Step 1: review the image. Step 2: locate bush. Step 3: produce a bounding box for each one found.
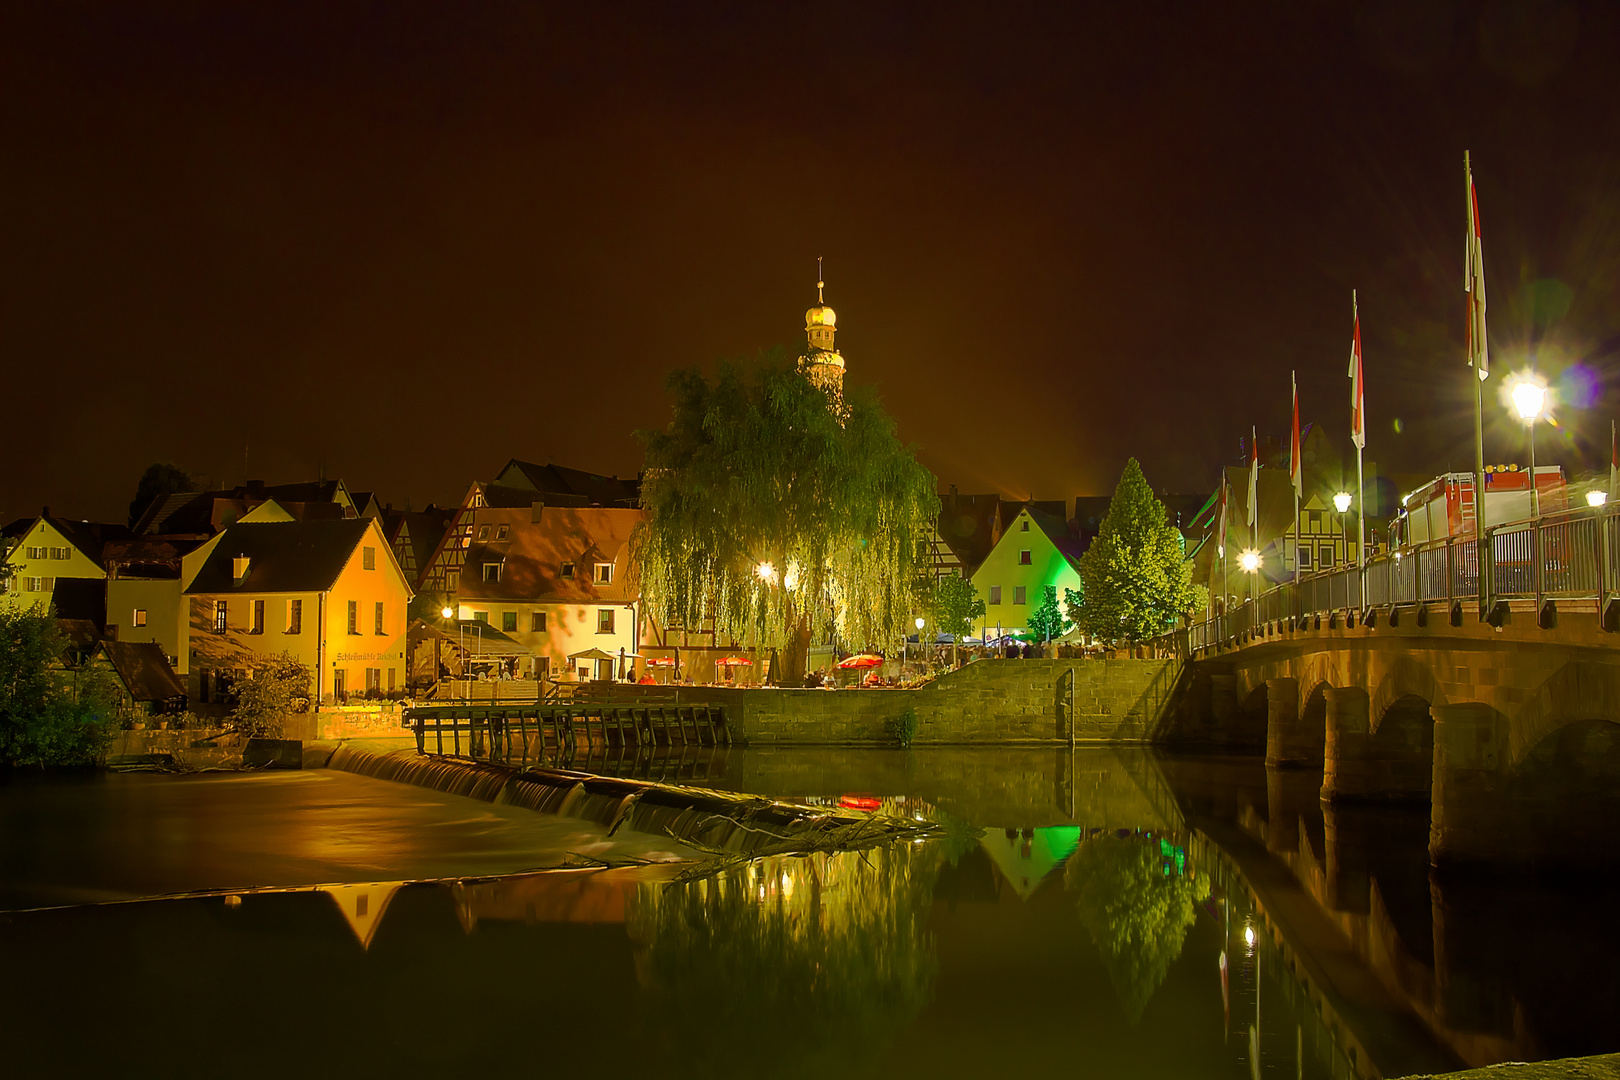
[0,609,120,766]
[884,706,919,748]
[231,653,312,739]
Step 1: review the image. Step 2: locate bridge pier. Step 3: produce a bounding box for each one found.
[1322,802,1372,914]
[1320,686,1370,801]
[1321,687,1433,803]
[1266,677,1323,766]
[1429,703,1516,865]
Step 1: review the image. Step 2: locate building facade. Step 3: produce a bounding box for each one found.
[970,506,1084,638]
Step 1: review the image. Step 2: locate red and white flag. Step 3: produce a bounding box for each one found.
[1247,426,1259,529]
[1349,291,1366,450]
[1290,370,1302,499]
[1465,153,1489,380]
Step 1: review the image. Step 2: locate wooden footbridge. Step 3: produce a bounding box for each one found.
[403,702,731,766]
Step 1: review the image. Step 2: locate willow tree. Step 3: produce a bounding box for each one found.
[632,349,938,684]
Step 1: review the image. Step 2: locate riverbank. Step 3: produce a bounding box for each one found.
[1405,1055,1620,1078]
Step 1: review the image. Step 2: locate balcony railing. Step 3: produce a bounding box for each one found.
[1182,505,1620,654]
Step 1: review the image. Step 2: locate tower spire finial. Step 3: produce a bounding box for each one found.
[817,256,824,304]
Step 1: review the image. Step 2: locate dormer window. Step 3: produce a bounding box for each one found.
[495,524,510,541]
[482,562,501,582]
[561,562,575,580]
[477,525,491,541]
[594,562,613,584]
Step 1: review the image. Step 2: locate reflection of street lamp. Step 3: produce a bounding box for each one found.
[1333,491,1352,569]
[1510,378,1547,518]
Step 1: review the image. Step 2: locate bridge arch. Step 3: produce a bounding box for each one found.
[1370,657,1444,737]
[1301,680,1330,737]
[1509,661,1620,769]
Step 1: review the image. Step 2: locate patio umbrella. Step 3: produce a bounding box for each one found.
[836,653,884,669]
[646,657,677,667]
[716,656,753,666]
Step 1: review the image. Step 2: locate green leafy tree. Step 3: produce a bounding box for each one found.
[926,574,985,641]
[128,462,199,527]
[1076,459,1201,645]
[0,609,120,766]
[633,350,938,685]
[1025,584,1071,644]
[1063,586,1084,626]
[231,653,311,739]
[1065,835,1210,1022]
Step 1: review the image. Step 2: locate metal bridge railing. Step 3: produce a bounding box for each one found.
[1176,505,1620,653]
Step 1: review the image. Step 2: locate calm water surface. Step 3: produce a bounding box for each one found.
[1,747,1616,1079]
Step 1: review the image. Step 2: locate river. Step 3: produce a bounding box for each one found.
[1,747,1615,1079]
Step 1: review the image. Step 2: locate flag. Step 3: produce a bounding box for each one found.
[1611,419,1617,501]
[1465,152,1489,381]
[1349,291,1366,450]
[1216,475,1228,558]
[1247,426,1259,528]
[1290,370,1302,499]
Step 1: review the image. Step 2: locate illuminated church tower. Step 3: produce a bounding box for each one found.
[799,262,845,413]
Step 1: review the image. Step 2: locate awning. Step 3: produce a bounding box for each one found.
[567,648,618,663]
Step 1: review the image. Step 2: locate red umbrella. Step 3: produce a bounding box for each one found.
[836,653,884,669]
[646,657,677,667]
[716,656,753,666]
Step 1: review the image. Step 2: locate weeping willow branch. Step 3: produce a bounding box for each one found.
[631,350,938,664]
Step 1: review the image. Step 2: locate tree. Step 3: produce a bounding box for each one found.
[128,462,199,527]
[633,350,938,686]
[231,653,311,739]
[1075,459,1201,646]
[1025,584,1071,644]
[0,609,120,766]
[924,573,984,666]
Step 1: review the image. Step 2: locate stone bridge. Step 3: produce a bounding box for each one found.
[1166,603,1620,867]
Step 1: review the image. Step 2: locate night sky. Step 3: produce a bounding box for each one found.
[5,1,1620,524]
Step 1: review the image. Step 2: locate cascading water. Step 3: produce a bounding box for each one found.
[327,745,942,857]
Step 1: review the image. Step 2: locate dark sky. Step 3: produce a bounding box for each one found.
[5,0,1620,524]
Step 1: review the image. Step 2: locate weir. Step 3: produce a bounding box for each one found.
[402,701,731,765]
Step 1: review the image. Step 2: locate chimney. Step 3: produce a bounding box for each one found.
[233,556,251,582]
[531,500,546,523]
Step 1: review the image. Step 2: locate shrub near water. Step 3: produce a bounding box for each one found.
[885,706,919,747]
[0,609,119,767]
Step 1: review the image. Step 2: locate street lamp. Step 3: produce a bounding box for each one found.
[1510,378,1547,518]
[914,616,926,675]
[1588,490,1608,508]
[1333,491,1352,568]
[1239,549,1260,573]
[440,605,454,620]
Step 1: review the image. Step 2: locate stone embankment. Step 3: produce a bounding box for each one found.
[1403,1054,1620,1079]
[576,656,1182,746]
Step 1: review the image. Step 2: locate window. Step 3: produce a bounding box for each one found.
[597,608,615,634]
[476,525,491,541]
[374,601,385,634]
[363,546,376,570]
[214,601,228,634]
[1298,546,1312,569]
[594,562,613,584]
[482,562,501,582]
[472,611,488,623]
[366,668,381,694]
[132,609,148,628]
[199,671,210,703]
[1309,510,1322,530]
[50,546,71,560]
[1019,550,1032,565]
[446,570,459,593]
[387,668,397,692]
[25,546,44,559]
[347,600,359,634]
[531,611,547,632]
[287,599,302,634]
[561,561,575,579]
[495,524,509,541]
[1321,545,1334,568]
[989,585,1002,605]
[1021,520,1030,532]
[502,611,517,632]
[1014,586,1027,605]
[251,600,265,634]
[333,669,347,701]
[536,657,551,679]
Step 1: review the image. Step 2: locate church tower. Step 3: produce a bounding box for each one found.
[799,262,845,413]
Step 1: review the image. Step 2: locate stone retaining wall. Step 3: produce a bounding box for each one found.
[576,657,1180,746]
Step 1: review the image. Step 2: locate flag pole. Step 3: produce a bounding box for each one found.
[1467,151,1490,619]
[1292,370,1301,591]
[1354,291,1367,611]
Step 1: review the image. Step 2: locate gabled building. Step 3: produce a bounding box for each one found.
[381,506,454,589]
[970,505,1085,638]
[133,478,360,539]
[448,504,643,681]
[93,641,188,716]
[181,518,413,706]
[0,510,129,615]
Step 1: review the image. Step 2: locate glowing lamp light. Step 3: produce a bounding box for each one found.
[1511,379,1547,422]
[1244,925,1257,948]
[915,617,925,630]
[1239,549,1261,573]
[755,561,777,583]
[1588,490,1608,508]
[440,606,454,620]
[1333,491,1352,514]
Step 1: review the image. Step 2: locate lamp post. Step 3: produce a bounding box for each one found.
[1239,549,1260,616]
[1510,379,1547,518]
[1333,491,1352,569]
[914,616,925,676]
